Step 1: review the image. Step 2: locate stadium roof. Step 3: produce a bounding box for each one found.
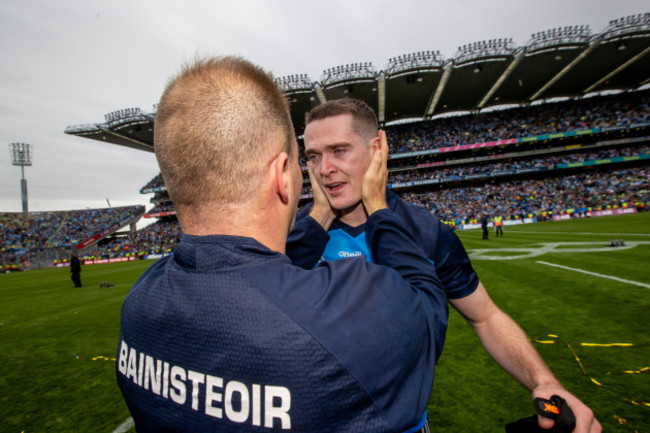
[65,13,650,152]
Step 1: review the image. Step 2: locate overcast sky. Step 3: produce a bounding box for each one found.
[0,0,647,219]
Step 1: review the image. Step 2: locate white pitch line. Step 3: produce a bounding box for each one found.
[536,261,650,289]
[112,417,134,433]
[515,231,650,236]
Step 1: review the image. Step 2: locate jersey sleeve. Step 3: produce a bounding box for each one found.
[286,215,329,269]
[261,208,448,431]
[435,222,479,299]
[367,209,445,303]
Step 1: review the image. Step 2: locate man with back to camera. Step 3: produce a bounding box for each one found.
[287,98,601,433]
[116,57,448,432]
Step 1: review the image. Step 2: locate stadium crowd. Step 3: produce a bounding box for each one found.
[146,203,175,214]
[297,144,648,195]
[0,205,143,267]
[141,173,164,190]
[401,167,648,227]
[383,90,649,154]
[77,218,181,261]
[388,145,649,184]
[2,91,648,269]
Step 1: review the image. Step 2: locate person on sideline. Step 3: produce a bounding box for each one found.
[495,214,504,237]
[287,97,601,433]
[70,253,82,287]
[116,57,447,432]
[481,214,489,240]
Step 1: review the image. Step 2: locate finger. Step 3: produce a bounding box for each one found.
[536,415,555,430]
[574,413,601,433]
[370,130,389,174]
[378,129,389,167]
[307,166,325,199]
[590,418,602,433]
[307,165,317,188]
[367,145,383,178]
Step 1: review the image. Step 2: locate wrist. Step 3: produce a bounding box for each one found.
[309,206,336,231]
[363,196,388,217]
[531,373,562,393]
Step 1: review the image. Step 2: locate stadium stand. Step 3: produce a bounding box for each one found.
[401,167,648,228]
[141,173,164,192]
[384,90,648,154]
[52,11,649,262]
[0,205,144,269]
[78,217,181,262]
[387,145,649,184]
[78,90,648,262]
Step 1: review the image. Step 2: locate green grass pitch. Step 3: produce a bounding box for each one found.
[1,213,648,432]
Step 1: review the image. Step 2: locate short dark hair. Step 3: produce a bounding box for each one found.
[305,98,378,140]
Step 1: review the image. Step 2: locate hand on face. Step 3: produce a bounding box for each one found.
[361,129,389,216]
[308,164,338,230]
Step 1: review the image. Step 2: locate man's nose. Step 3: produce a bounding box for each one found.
[320,153,336,176]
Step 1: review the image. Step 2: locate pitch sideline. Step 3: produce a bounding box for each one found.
[468,241,650,261]
[512,231,650,237]
[112,417,134,433]
[536,261,650,289]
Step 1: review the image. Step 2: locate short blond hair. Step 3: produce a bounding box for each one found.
[154,56,293,216]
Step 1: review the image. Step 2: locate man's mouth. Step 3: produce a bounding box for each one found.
[325,182,346,194]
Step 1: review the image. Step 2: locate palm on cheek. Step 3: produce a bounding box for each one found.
[307,165,338,229]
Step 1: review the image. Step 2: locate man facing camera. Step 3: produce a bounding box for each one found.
[287,98,600,433]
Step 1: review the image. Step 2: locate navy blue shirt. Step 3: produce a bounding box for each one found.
[117,209,447,432]
[287,189,479,301]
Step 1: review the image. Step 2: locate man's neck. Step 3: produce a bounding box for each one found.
[338,202,369,227]
[179,205,289,254]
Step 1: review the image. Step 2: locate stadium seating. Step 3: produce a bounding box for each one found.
[401,167,648,227]
[0,205,144,268]
[79,218,181,261]
[383,90,648,154]
[3,90,648,267]
[139,88,648,242]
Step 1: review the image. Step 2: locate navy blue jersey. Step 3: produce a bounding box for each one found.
[117,209,447,432]
[287,189,479,300]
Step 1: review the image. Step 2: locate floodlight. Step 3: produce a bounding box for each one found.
[10,142,32,166]
[9,142,32,214]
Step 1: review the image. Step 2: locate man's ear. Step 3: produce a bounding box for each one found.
[271,151,290,204]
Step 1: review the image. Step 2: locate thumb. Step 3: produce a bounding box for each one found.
[537,414,555,430]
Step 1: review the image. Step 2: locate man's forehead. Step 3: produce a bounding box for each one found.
[304,114,358,147]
